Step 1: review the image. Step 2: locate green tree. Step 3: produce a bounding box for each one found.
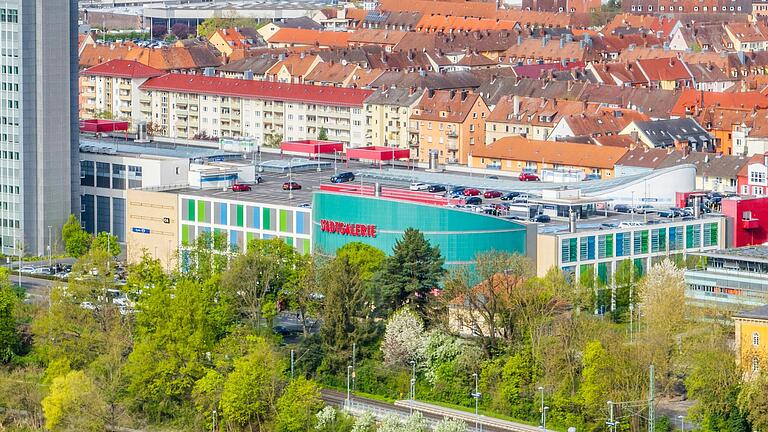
[196,17,260,38]
[0,268,20,362]
[266,132,284,148]
[41,370,107,432]
[434,418,468,432]
[376,229,445,318]
[319,254,380,373]
[124,276,235,420]
[183,230,230,280]
[336,242,385,309]
[275,377,323,432]
[91,231,120,257]
[739,375,768,431]
[687,333,748,431]
[220,339,284,430]
[317,127,329,141]
[93,110,114,120]
[61,214,91,257]
[284,254,323,337]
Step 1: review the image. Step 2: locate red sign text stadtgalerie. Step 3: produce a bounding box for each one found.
[320,219,377,238]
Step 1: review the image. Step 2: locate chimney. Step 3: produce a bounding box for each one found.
[517,34,523,45]
[513,95,520,116]
[568,208,577,233]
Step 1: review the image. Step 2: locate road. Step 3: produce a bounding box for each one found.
[321,389,546,432]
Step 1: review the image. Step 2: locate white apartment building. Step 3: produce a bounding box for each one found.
[80,59,164,130]
[138,74,371,147]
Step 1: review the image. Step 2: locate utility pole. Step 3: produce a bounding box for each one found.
[352,342,357,391]
[47,225,52,271]
[538,386,545,427]
[410,360,416,414]
[290,349,294,379]
[648,365,655,432]
[346,365,352,410]
[607,401,618,432]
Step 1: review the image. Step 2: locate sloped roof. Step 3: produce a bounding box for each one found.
[217,55,279,74]
[304,62,359,85]
[671,88,768,116]
[82,59,164,78]
[79,42,222,71]
[275,16,324,30]
[411,89,482,123]
[636,57,692,82]
[267,28,350,48]
[348,28,408,46]
[364,86,424,107]
[140,73,372,107]
[379,0,499,18]
[473,136,629,169]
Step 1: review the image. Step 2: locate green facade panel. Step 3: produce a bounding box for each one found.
[312,193,528,265]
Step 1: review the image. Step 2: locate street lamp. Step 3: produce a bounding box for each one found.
[607,401,619,432]
[538,386,545,427]
[543,406,549,431]
[47,225,52,270]
[346,365,353,410]
[678,415,685,432]
[472,372,481,432]
[410,360,416,414]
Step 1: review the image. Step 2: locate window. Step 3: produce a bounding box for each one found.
[753,357,760,373]
[96,162,111,188]
[742,185,750,194]
[112,164,126,190]
[750,170,766,184]
[579,236,595,261]
[616,232,630,257]
[561,238,577,263]
[753,332,760,347]
[128,166,142,189]
[598,234,613,259]
[633,230,649,254]
[80,161,94,187]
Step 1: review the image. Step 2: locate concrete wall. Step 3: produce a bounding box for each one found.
[126,189,178,268]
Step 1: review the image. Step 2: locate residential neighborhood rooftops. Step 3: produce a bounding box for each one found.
[472,136,629,169]
[82,59,164,78]
[140,73,373,107]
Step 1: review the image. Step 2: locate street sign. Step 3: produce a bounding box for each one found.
[131,227,150,234]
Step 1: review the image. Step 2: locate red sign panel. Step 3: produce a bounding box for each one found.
[320,219,377,238]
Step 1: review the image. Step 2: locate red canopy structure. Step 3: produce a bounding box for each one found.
[79,119,129,134]
[346,146,410,162]
[280,140,344,156]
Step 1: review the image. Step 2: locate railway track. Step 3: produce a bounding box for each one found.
[321,389,546,432]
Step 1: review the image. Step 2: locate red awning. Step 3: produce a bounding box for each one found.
[346,146,410,161]
[79,119,129,133]
[280,139,344,155]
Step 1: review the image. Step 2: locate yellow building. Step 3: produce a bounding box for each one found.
[364,87,424,154]
[734,305,768,377]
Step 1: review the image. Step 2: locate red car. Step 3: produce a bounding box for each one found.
[483,190,502,198]
[282,182,301,190]
[463,188,481,196]
[231,183,252,192]
[519,172,540,181]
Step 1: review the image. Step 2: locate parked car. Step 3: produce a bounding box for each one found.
[231,183,252,192]
[512,194,529,203]
[500,192,521,201]
[583,173,601,181]
[409,182,430,191]
[427,185,446,193]
[330,172,355,183]
[463,188,481,196]
[298,203,311,208]
[465,196,483,205]
[531,214,551,223]
[669,207,685,217]
[633,205,656,214]
[657,210,676,218]
[282,182,301,190]
[614,204,631,213]
[519,172,540,181]
[19,265,35,273]
[487,175,499,179]
[483,190,503,198]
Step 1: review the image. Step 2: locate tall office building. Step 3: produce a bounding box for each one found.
[0,1,78,256]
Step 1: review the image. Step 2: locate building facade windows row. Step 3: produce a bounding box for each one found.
[179,196,312,255]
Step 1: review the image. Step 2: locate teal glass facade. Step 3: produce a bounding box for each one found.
[312,192,529,264]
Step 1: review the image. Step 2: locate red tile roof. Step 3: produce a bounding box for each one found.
[267,29,350,48]
[636,57,691,82]
[474,136,628,169]
[140,73,372,107]
[671,88,768,116]
[82,59,164,78]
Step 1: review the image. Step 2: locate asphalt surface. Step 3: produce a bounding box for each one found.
[321,389,544,432]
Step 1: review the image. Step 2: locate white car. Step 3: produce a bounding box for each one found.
[30,267,50,275]
[618,221,644,228]
[19,265,35,273]
[409,182,430,191]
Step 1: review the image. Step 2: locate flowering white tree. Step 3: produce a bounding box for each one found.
[351,411,376,432]
[314,406,337,430]
[381,307,428,367]
[434,418,468,432]
[377,413,429,432]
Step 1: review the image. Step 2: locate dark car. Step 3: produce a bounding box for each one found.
[614,204,631,213]
[501,192,521,201]
[330,172,355,183]
[483,190,503,198]
[282,182,301,190]
[532,214,551,223]
[519,172,540,181]
[465,196,482,205]
[428,184,446,193]
[463,188,481,196]
[487,175,499,179]
[657,210,675,218]
[231,183,252,192]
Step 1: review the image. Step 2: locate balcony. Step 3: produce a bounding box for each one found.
[119,93,131,101]
[742,218,760,229]
[447,138,458,150]
[446,130,458,138]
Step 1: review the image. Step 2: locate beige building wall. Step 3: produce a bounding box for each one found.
[126,189,179,269]
[536,233,558,277]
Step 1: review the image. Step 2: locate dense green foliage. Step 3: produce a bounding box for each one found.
[0,230,764,431]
